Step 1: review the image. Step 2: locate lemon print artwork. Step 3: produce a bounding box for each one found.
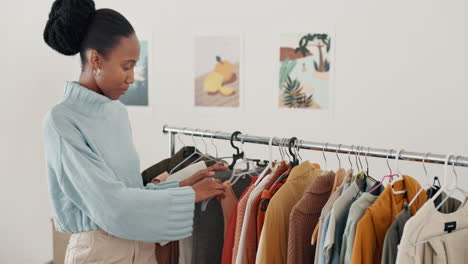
[194,35,240,107]
[203,56,237,96]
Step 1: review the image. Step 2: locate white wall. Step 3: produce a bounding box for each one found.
[2,0,468,262]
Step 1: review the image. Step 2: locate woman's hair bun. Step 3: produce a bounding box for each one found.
[43,0,96,56]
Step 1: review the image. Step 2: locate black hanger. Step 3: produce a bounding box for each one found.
[427,176,442,198]
[251,159,269,167]
[288,137,299,167]
[228,131,244,170]
[433,176,441,188]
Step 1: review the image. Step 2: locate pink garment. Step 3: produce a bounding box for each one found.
[221,182,239,235]
[231,184,256,264]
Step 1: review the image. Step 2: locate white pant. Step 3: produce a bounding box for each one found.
[64,229,157,264]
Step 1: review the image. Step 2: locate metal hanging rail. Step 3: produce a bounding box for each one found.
[162,125,468,167]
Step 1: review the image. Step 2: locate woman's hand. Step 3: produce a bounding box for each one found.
[192,178,226,203]
[180,162,228,187]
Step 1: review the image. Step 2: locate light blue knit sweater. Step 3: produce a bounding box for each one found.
[42,81,195,242]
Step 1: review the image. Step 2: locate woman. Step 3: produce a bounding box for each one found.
[42,0,226,263]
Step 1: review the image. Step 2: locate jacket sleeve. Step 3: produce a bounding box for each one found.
[45,119,195,243]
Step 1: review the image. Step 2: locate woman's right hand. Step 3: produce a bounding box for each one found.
[192,178,225,203]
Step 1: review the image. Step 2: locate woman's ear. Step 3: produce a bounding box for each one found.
[88,49,102,71]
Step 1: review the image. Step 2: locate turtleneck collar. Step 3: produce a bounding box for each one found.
[61,81,115,115]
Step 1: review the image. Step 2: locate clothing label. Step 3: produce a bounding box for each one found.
[444,221,457,233]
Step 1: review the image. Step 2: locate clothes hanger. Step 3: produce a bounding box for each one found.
[355,145,362,173]
[268,137,275,170]
[295,139,303,164]
[288,137,300,167]
[348,145,354,171]
[272,138,292,185]
[202,130,222,164]
[428,153,454,202]
[176,127,193,158]
[254,136,278,186]
[228,133,259,184]
[356,146,372,189]
[228,131,245,170]
[408,152,431,209]
[424,152,442,198]
[359,146,366,173]
[191,129,219,164]
[368,149,399,194]
[169,130,204,174]
[336,144,342,169]
[354,146,367,181]
[412,154,463,246]
[347,145,354,172]
[390,149,407,194]
[177,128,186,147]
[364,146,378,183]
[210,131,220,159]
[201,134,257,212]
[283,138,292,164]
[322,143,329,172]
[351,145,361,182]
[358,146,365,173]
[365,146,371,176]
[352,146,364,198]
[435,155,468,211]
[352,146,370,192]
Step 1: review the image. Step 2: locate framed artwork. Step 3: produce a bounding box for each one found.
[194,35,241,108]
[120,39,149,106]
[279,33,332,110]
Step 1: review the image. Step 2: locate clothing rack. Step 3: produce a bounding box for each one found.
[162,125,468,168]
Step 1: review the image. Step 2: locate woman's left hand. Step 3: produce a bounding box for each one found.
[180,162,228,187]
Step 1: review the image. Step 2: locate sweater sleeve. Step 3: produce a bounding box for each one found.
[351,212,377,264]
[46,121,195,243]
[144,181,181,190]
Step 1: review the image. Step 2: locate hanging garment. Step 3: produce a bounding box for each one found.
[287,170,335,264]
[256,161,322,264]
[232,184,257,263]
[141,146,216,185]
[420,226,468,264]
[341,184,384,264]
[151,161,208,264]
[221,182,240,235]
[167,161,207,182]
[323,176,375,264]
[222,182,256,264]
[317,212,333,264]
[381,192,461,264]
[314,169,351,264]
[311,169,348,246]
[431,190,462,213]
[192,170,254,264]
[235,167,274,264]
[256,162,292,240]
[141,146,217,262]
[351,175,427,264]
[256,162,320,241]
[396,197,468,263]
[154,243,177,264]
[144,156,227,264]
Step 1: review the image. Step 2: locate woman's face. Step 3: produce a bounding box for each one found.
[94,33,140,100]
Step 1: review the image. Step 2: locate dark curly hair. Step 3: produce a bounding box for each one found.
[43,0,135,69]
